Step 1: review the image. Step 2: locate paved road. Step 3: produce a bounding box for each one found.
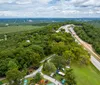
[25,65,43,78]
[25,54,56,78]
[57,24,100,71]
[40,54,56,63]
[41,72,62,85]
[91,56,100,71]
[25,54,63,84]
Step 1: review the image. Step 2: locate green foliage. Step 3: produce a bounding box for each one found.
[6,68,24,85]
[0,59,8,77]
[51,32,90,66]
[0,26,43,34]
[65,69,76,85]
[8,60,18,70]
[0,22,90,77]
[51,41,66,55]
[33,73,42,83]
[51,55,66,68]
[74,23,100,54]
[63,50,75,60]
[43,62,56,74]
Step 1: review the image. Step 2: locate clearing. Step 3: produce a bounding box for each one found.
[72,63,100,85]
[0,25,43,34]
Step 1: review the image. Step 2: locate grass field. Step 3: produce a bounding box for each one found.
[0,25,43,34]
[72,63,100,85]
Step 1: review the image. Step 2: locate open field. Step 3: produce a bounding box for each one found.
[72,63,100,85]
[0,25,43,34]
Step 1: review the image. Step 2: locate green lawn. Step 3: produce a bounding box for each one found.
[0,25,43,34]
[72,63,100,85]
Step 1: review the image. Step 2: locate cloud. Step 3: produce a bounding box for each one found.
[38,0,52,4]
[0,0,15,4]
[71,0,100,7]
[15,0,32,5]
[0,0,100,18]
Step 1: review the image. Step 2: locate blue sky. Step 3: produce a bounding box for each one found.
[0,0,100,18]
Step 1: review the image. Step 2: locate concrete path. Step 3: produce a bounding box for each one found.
[41,72,62,85]
[25,54,62,84]
[25,65,43,78]
[40,54,56,63]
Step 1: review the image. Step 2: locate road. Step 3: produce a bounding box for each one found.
[1,54,60,84]
[25,66,62,85]
[25,65,43,78]
[40,54,56,63]
[57,24,100,71]
[25,24,100,83]
[25,54,56,78]
[91,56,100,70]
[24,54,63,85]
[41,72,62,85]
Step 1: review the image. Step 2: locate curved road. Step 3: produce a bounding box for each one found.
[25,65,43,78]
[57,24,100,71]
[41,72,62,85]
[1,25,100,85]
[25,54,62,85]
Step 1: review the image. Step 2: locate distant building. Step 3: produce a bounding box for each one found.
[28,20,33,22]
[5,23,9,26]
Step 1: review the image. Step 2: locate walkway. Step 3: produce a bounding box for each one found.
[40,54,56,63]
[25,65,43,78]
[41,72,62,85]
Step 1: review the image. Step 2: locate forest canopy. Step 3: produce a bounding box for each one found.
[74,23,100,54]
[0,22,90,77]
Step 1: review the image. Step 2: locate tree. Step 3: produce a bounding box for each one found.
[72,46,90,65]
[43,62,56,74]
[60,28,65,32]
[34,73,42,83]
[6,69,24,85]
[0,60,8,76]
[65,69,76,85]
[51,42,66,55]
[63,50,75,61]
[51,55,66,69]
[8,60,18,70]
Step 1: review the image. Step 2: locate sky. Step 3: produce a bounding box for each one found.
[0,0,100,18]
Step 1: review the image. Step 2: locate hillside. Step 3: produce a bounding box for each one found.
[74,23,100,55]
[0,22,100,85]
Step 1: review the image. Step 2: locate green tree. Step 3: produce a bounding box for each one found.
[51,42,66,55]
[65,69,76,85]
[0,60,8,76]
[51,55,66,69]
[6,69,23,85]
[63,50,75,60]
[8,60,18,70]
[34,73,42,83]
[60,28,65,32]
[43,62,56,74]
